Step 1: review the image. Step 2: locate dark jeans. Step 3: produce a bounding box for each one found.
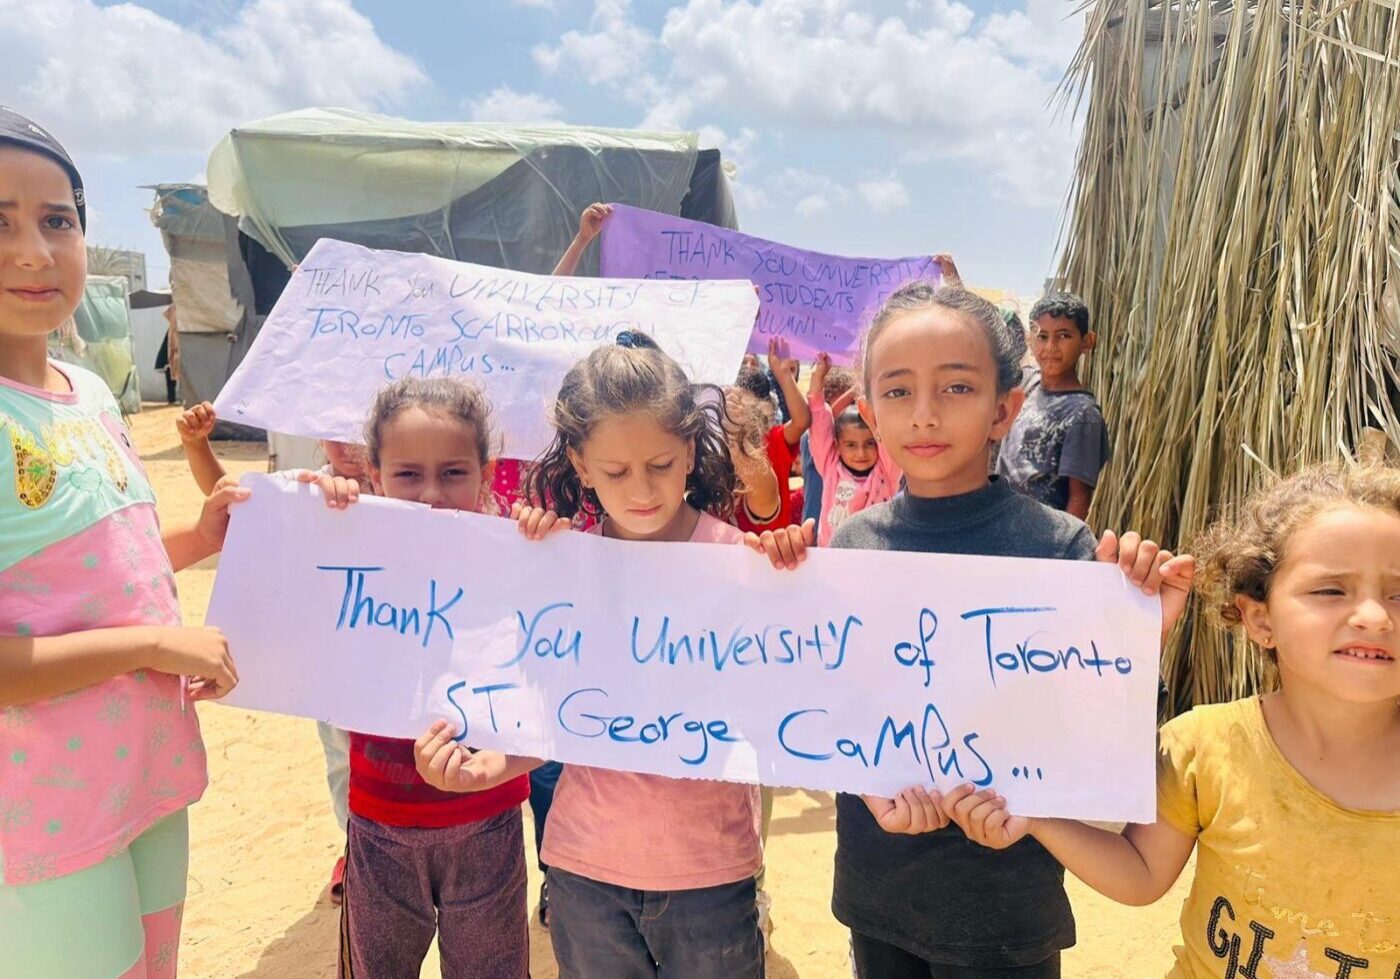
[851,933,1060,979]
[548,867,763,979]
[528,761,563,869]
[340,809,528,979]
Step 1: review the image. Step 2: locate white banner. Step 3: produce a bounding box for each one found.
[208,475,1162,821]
[213,239,759,458]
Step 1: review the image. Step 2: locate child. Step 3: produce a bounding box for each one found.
[0,106,248,979]
[829,282,1190,978]
[724,384,788,533]
[995,293,1109,520]
[807,351,900,545]
[800,361,857,533]
[331,376,536,978]
[414,333,813,978]
[949,462,1400,976]
[175,400,364,903]
[731,338,810,534]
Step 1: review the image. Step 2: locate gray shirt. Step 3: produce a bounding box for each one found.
[829,480,1096,966]
[996,368,1109,511]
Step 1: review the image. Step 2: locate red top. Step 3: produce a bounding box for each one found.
[734,425,797,533]
[348,733,529,828]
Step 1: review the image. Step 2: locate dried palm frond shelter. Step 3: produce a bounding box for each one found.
[1057,0,1400,711]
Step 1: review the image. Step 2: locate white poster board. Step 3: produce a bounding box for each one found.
[208,475,1162,822]
[213,239,759,458]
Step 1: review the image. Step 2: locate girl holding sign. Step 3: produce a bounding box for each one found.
[415,333,814,979]
[0,109,358,979]
[324,376,539,979]
[829,283,1193,978]
[0,109,240,979]
[948,463,1400,977]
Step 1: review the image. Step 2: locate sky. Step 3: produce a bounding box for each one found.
[0,0,1087,294]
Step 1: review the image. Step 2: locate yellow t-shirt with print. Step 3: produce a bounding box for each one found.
[1158,697,1399,979]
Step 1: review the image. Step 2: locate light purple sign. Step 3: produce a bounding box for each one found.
[600,204,941,363]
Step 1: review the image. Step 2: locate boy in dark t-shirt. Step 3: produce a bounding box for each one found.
[996,293,1109,519]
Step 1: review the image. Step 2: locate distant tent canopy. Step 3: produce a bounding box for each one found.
[207,109,737,315]
[168,108,739,442]
[148,183,255,435]
[48,276,141,414]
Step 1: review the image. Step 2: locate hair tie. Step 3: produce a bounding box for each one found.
[616,331,639,349]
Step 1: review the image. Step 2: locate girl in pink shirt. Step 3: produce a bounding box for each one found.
[807,352,902,546]
[415,332,812,978]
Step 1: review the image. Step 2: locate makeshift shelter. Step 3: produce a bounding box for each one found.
[47,275,141,415]
[201,108,739,462]
[129,289,174,403]
[1058,1,1400,711]
[148,183,254,435]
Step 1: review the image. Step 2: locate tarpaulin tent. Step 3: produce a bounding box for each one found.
[47,276,141,415]
[148,183,254,435]
[200,107,739,459]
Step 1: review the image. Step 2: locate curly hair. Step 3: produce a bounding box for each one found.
[821,365,857,404]
[1194,463,1400,641]
[1028,293,1091,335]
[526,343,736,521]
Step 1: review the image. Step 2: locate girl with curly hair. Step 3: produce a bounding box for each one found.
[950,462,1400,978]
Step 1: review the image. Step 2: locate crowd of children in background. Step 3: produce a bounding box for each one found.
[2,106,1396,979]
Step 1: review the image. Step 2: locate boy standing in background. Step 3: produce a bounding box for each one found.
[996,293,1110,520]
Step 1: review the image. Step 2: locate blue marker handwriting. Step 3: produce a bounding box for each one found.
[557,687,741,767]
[961,606,1132,686]
[498,602,583,668]
[630,614,862,671]
[778,700,995,788]
[318,565,463,650]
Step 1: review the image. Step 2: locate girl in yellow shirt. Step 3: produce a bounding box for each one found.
[947,463,1400,978]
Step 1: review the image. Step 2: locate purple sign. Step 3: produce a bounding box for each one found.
[600,204,941,363]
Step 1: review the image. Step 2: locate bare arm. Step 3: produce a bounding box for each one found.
[0,630,146,707]
[1032,818,1196,906]
[1065,477,1094,521]
[181,439,225,497]
[767,339,811,445]
[944,786,1196,906]
[177,403,227,496]
[734,451,783,524]
[0,625,236,708]
[552,203,612,276]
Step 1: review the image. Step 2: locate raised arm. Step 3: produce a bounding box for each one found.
[552,203,613,276]
[768,338,810,445]
[176,402,227,496]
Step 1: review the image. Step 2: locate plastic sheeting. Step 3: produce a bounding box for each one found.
[151,184,245,336]
[48,276,141,415]
[206,109,711,274]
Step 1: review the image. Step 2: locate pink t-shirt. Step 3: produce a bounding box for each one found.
[539,511,763,891]
[0,364,206,884]
[808,389,902,546]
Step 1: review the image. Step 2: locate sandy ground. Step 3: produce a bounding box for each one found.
[126,404,1193,978]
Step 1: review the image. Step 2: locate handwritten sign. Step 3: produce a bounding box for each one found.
[213,239,760,458]
[600,204,942,363]
[208,475,1162,821]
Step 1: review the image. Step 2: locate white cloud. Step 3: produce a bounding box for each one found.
[534,0,660,97]
[535,0,1085,207]
[0,0,424,160]
[857,174,910,212]
[465,86,565,124]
